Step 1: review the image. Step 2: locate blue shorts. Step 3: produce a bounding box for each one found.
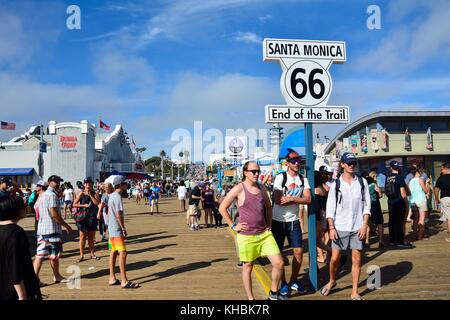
[271,219,303,250]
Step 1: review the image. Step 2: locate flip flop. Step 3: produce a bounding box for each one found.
[319,283,336,296]
[90,255,101,260]
[122,281,140,289]
[78,257,84,263]
[109,279,120,286]
[54,278,70,284]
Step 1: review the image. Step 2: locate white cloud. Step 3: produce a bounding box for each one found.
[355,0,450,74]
[91,48,154,97]
[0,3,60,69]
[259,14,272,23]
[232,32,262,44]
[136,0,292,46]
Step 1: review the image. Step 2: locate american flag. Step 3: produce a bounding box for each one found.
[1,121,16,130]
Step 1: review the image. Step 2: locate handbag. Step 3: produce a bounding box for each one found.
[73,208,87,222]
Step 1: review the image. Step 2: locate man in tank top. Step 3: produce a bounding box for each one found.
[219,161,286,300]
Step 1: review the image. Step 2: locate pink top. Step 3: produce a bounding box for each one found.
[237,183,267,235]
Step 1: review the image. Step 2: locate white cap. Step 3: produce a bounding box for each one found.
[105,175,124,186]
[325,165,333,173]
[36,180,46,187]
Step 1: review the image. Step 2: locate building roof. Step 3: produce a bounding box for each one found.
[324,110,450,154]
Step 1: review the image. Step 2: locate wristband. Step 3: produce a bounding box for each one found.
[231,223,237,231]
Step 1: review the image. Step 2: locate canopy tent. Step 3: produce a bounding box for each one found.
[0,168,35,176]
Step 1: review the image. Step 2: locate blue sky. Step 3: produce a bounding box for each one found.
[1,0,450,160]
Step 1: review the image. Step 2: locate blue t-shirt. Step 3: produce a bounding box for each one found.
[150,186,161,199]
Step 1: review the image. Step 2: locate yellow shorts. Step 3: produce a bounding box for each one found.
[236,230,280,262]
[108,236,126,252]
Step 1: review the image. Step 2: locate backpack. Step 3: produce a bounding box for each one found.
[334,176,365,214]
[272,171,305,207]
[384,175,399,200]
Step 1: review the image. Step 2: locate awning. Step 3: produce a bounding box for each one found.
[0,168,35,176]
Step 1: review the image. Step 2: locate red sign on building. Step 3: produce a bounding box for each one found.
[60,136,78,149]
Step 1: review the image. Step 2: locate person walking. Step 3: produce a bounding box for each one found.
[105,175,140,289]
[63,183,74,219]
[188,182,202,230]
[33,175,72,285]
[219,161,285,300]
[97,183,112,241]
[409,166,429,241]
[384,161,413,248]
[73,177,100,262]
[150,181,161,214]
[321,153,371,300]
[177,181,187,212]
[0,196,42,300]
[434,162,450,242]
[202,183,215,228]
[367,171,385,247]
[271,149,311,296]
[0,176,13,198]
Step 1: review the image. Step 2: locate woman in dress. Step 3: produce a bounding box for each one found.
[73,177,100,262]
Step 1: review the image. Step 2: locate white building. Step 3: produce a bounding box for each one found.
[0,120,145,187]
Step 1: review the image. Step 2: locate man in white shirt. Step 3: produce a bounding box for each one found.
[320,152,371,300]
[272,149,311,297]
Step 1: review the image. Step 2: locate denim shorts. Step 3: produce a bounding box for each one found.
[271,219,303,250]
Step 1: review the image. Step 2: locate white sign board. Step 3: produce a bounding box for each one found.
[266,105,349,123]
[225,136,248,160]
[263,38,349,124]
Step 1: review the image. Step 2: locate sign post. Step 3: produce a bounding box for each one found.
[263,38,349,292]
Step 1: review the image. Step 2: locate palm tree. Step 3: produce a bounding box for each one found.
[160,150,167,179]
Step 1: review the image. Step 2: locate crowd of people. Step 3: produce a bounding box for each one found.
[0,155,449,300]
[217,151,450,300]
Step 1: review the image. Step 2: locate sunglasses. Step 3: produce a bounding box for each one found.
[345,161,358,167]
[288,158,302,165]
[246,170,261,175]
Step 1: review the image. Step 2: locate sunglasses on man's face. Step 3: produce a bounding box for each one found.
[346,161,357,167]
[289,158,302,165]
[246,170,261,175]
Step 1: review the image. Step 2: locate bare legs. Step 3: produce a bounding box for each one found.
[242,254,284,300]
[109,250,129,286]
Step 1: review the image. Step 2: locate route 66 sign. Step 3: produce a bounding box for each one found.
[263,39,349,123]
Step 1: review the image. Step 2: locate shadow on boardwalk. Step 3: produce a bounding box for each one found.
[135,258,228,284]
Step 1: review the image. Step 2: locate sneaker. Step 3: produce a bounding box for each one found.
[279,283,290,296]
[397,242,414,248]
[290,279,306,293]
[269,290,288,300]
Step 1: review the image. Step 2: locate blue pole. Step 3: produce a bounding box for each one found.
[305,123,317,292]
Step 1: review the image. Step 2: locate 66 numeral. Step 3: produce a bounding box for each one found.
[290,67,326,100]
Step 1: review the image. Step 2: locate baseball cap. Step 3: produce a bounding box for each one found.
[390,160,401,170]
[285,148,303,163]
[105,175,124,186]
[0,176,13,186]
[84,177,93,183]
[48,175,64,183]
[341,152,357,164]
[36,180,46,187]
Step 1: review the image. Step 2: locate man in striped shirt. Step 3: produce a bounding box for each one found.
[33,175,72,285]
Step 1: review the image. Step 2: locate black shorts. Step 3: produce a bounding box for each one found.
[271,219,303,250]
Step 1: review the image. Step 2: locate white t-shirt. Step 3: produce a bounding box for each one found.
[272,172,310,222]
[63,188,73,202]
[177,186,187,198]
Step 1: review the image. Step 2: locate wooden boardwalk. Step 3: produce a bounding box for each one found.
[20,198,450,300]
[21,198,266,300]
[259,211,450,300]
